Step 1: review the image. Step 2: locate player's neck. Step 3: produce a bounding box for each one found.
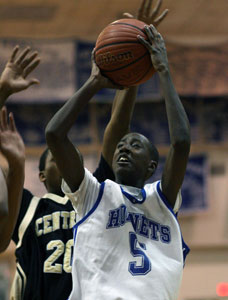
[115,176,144,189]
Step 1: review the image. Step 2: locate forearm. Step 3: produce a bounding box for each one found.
[111,86,137,130]
[0,164,24,252]
[102,86,138,166]
[46,76,102,192]
[0,168,8,219]
[158,69,190,146]
[46,77,102,141]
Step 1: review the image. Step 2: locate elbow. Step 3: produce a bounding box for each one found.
[0,201,8,219]
[45,126,55,145]
[172,131,191,153]
[0,238,10,253]
[45,124,62,149]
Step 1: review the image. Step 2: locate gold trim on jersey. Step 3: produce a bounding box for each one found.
[42,193,70,205]
[17,196,40,249]
[10,262,27,300]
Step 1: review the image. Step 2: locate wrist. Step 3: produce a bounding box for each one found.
[0,83,12,105]
[157,65,170,78]
[87,75,104,90]
[7,155,25,170]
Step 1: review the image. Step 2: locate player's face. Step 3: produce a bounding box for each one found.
[112,133,152,188]
[44,151,63,195]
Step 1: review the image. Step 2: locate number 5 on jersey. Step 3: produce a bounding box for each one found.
[129,232,151,276]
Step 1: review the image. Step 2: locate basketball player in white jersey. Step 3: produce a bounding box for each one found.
[46,1,191,299]
[46,24,191,300]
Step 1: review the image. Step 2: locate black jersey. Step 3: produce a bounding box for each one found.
[11,155,114,300]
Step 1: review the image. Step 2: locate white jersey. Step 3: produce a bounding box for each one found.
[63,168,189,300]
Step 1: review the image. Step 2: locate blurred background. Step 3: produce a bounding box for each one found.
[0,0,228,299]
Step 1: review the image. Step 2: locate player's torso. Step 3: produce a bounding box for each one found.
[71,180,184,300]
[12,193,75,300]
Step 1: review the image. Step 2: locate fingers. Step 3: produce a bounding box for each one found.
[138,25,163,48]
[91,48,96,62]
[153,8,169,26]
[145,0,153,16]
[145,24,159,38]
[151,0,162,18]
[27,78,40,86]
[8,112,17,132]
[0,107,8,131]
[0,108,17,134]
[15,46,31,65]
[23,58,41,78]
[138,0,147,17]
[21,51,38,69]
[122,13,133,19]
[9,45,41,79]
[9,45,19,63]
[137,34,150,51]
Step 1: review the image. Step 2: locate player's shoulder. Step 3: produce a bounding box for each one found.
[20,188,36,214]
[22,188,34,200]
[144,180,160,192]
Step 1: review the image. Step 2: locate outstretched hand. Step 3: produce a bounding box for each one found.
[0,45,40,100]
[0,107,25,167]
[138,24,168,73]
[123,0,168,26]
[90,50,124,90]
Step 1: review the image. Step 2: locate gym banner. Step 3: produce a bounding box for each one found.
[166,41,228,97]
[147,154,208,214]
[1,38,228,101]
[0,39,76,102]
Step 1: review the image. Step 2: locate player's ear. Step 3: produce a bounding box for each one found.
[146,160,157,180]
[39,171,46,183]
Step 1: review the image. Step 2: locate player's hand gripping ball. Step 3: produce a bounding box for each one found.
[94,18,156,87]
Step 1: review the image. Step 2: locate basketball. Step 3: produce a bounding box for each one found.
[94,18,155,87]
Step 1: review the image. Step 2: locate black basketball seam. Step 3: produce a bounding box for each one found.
[111,22,145,34]
[101,52,149,73]
[132,63,154,85]
[95,40,143,52]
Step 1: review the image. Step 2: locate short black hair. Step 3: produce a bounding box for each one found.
[39,148,49,172]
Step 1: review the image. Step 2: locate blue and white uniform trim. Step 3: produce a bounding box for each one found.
[156,180,190,265]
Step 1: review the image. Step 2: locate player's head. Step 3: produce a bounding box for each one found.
[39,148,63,196]
[112,132,159,188]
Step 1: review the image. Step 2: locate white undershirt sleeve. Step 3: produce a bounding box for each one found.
[61,168,101,220]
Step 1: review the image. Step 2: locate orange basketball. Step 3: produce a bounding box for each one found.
[94,18,155,87]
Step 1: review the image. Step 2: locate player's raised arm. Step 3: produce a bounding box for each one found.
[0,107,25,252]
[0,167,8,231]
[102,0,169,167]
[45,52,121,193]
[0,45,40,109]
[138,25,191,208]
[101,87,137,168]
